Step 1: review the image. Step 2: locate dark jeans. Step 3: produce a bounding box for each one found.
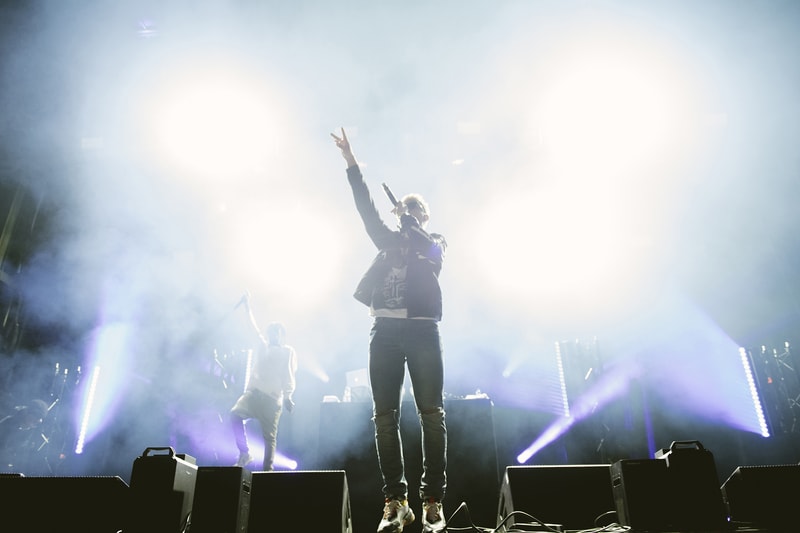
[369,317,447,501]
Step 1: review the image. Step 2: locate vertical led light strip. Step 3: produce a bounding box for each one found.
[739,347,770,437]
[555,342,571,418]
[74,365,101,454]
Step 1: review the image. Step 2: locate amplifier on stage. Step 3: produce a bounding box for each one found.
[611,458,670,531]
[249,470,352,533]
[612,440,728,532]
[498,464,615,531]
[655,440,728,531]
[127,446,198,533]
[191,466,252,533]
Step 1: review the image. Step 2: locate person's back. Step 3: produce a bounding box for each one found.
[249,339,296,402]
[230,307,296,471]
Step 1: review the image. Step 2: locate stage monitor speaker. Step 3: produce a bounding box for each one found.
[249,470,352,533]
[0,475,129,533]
[190,466,251,533]
[722,464,800,530]
[498,464,615,531]
[127,446,198,533]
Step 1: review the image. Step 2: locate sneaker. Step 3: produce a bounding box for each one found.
[422,498,445,533]
[377,498,415,533]
[234,452,253,468]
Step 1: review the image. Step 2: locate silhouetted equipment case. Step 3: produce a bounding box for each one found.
[0,475,129,533]
[248,470,352,533]
[191,466,252,533]
[612,458,671,531]
[127,446,198,533]
[655,440,728,531]
[498,464,615,531]
[613,440,729,532]
[721,463,800,530]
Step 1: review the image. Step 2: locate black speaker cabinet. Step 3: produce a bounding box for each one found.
[498,464,615,531]
[722,464,800,530]
[613,441,729,532]
[612,459,671,531]
[249,470,352,533]
[0,475,129,533]
[654,440,728,531]
[190,466,252,533]
[127,446,198,533]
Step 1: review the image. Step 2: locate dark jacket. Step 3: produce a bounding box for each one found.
[347,165,446,321]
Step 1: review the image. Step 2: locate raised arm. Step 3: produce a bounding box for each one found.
[239,291,268,345]
[331,127,398,249]
[331,127,357,168]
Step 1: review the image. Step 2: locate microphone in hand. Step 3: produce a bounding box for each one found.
[400,213,419,231]
[382,182,399,207]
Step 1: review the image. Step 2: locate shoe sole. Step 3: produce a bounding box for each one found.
[422,516,445,533]
[378,524,409,533]
[378,514,415,533]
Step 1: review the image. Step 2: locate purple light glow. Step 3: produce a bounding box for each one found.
[517,362,639,463]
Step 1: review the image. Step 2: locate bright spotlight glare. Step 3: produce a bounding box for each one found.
[76,322,133,449]
[517,416,575,464]
[226,204,346,310]
[538,53,685,171]
[275,453,298,470]
[474,187,633,300]
[151,72,280,178]
[517,365,634,463]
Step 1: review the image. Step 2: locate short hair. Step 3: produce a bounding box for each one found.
[266,322,286,345]
[401,193,429,216]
